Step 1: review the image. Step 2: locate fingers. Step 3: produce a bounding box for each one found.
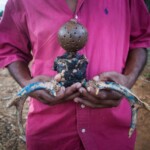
[78,87,121,107]
[50,82,81,104]
[64,82,81,97]
[93,72,124,85]
[65,92,81,101]
[30,90,54,105]
[80,86,122,100]
[98,72,119,82]
[74,97,109,108]
[29,82,82,105]
[96,72,130,87]
[54,82,81,101]
[54,73,62,82]
[74,96,121,108]
[88,87,122,100]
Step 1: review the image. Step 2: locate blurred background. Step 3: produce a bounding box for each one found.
[0,0,7,16]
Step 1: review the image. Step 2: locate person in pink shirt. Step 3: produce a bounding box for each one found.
[0,0,150,149]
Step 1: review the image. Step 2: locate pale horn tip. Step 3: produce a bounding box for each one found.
[142,102,150,111]
[128,128,134,138]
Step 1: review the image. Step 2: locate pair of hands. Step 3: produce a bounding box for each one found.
[25,72,132,108]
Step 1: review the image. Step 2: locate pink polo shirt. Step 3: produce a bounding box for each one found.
[0,0,150,150]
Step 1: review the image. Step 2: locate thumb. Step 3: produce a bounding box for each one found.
[98,72,119,82]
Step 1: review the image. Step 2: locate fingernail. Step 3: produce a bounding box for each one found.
[96,88,99,95]
[93,76,99,81]
[79,87,85,93]
[74,98,79,103]
[79,88,83,93]
[76,83,81,88]
[54,74,62,82]
[61,86,65,91]
[87,87,91,92]
[72,83,81,89]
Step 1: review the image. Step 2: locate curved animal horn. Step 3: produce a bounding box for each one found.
[7,81,61,142]
[7,81,150,142]
[92,81,150,137]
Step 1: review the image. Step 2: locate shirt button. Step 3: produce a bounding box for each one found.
[81,104,85,108]
[81,128,86,133]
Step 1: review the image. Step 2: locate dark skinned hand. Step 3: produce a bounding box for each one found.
[24,75,81,105]
[74,72,132,108]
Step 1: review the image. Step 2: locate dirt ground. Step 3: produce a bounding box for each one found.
[0,53,150,150]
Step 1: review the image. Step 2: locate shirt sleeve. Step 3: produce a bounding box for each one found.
[0,0,32,68]
[129,0,150,49]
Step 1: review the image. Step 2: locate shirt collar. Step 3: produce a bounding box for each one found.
[75,0,84,15]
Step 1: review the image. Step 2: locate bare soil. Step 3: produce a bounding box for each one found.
[0,55,150,150]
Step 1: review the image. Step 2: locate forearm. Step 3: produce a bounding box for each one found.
[7,61,32,87]
[123,48,147,88]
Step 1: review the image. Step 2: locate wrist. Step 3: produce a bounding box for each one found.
[8,61,32,88]
[124,73,137,88]
[20,79,32,88]
[123,48,147,88]
[20,75,54,88]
